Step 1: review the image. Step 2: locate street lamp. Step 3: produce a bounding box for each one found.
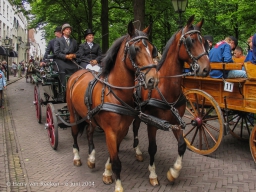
[4,37,10,81]
[171,0,188,29]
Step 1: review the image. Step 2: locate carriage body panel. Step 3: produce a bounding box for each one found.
[182,62,256,162]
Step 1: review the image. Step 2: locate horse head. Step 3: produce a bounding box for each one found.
[124,21,159,89]
[178,15,211,77]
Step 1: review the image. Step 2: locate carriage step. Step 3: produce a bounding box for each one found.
[138,112,179,131]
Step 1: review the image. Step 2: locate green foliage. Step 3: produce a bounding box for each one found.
[14,0,256,54]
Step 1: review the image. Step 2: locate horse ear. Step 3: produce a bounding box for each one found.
[186,15,195,28]
[128,21,135,37]
[143,23,152,36]
[196,18,204,30]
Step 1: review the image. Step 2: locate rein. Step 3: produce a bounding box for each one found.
[71,59,142,89]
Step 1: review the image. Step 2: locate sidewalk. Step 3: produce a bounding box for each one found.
[0,74,27,192]
[6,74,24,86]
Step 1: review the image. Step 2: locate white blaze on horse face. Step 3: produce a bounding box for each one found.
[88,149,96,163]
[148,163,158,179]
[103,158,112,177]
[170,155,183,179]
[146,46,151,56]
[73,148,80,160]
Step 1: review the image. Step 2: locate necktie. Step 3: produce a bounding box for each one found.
[66,38,70,46]
[88,43,93,49]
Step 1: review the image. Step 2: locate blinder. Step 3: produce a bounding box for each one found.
[129,44,136,60]
[185,36,193,49]
[152,46,158,58]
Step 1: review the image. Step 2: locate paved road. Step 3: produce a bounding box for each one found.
[1,77,256,192]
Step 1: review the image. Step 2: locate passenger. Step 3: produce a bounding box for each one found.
[251,34,256,64]
[76,29,102,72]
[209,36,247,79]
[54,23,79,88]
[204,35,214,51]
[233,46,245,63]
[244,36,253,62]
[43,26,62,61]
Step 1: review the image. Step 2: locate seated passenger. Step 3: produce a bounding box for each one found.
[251,34,256,64]
[76,29,102,72]
[209,36,247,78]
[244,36,253,62]
[233,46,245,63]
[54,23,79,88]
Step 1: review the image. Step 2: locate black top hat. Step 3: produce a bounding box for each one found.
[204,35,213,43]
[54,26,62,33]
[84,29,95,38]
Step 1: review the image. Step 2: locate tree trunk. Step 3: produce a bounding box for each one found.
[133,0,145,30]
[101,0,109,53]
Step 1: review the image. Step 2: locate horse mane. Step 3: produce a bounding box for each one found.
[101,29,148,77]
[157,25,197,71]
[157,32,178,70]
[101,35,127,77]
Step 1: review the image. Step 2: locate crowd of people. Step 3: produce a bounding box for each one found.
[202,34,256,79]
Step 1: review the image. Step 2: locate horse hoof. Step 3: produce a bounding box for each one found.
[102,175,113,185]
[149,178,159,186]
[73,159,82,167]
[87,160,95,169]
[136,154,144,162]
[167,170,175,184]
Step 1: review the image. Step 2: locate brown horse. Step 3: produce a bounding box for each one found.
[132,15,211,186]
[66,21,158,192]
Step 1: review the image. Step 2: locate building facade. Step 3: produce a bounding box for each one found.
[0,0,44,64]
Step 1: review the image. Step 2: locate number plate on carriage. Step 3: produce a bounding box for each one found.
[224,81,234,92]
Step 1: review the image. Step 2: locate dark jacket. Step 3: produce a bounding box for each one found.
[54,37,78,60]
[43,38,56,60]
[76,42,102,66]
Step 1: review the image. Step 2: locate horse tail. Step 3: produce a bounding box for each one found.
[77,118,88,136]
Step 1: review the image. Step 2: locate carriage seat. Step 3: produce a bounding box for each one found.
[184,62,247,83]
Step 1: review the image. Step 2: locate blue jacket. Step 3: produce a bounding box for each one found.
[209,41,233,78]
[244,49,253,62]
[0,70,6,90]
[252,34,256,64]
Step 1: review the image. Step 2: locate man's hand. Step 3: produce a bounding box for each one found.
[66,54,76,60]
[40,62,46,67]
[90,60,98,65]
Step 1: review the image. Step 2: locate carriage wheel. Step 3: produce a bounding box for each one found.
[183,89,224,155]
[226,111,253,141]
[250,126,256,163]
[34,85,42,123]
[45,103,58,150]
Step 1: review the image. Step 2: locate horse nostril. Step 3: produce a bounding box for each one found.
[148,78,155,88]
[203,68,210,77]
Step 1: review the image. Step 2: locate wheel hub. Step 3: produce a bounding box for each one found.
[191,117,202,127]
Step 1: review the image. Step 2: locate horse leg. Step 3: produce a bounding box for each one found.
[72,115,85,167]
[132,117,143,161]
[102,157,114,185]
[147,125,159,186]
[167,129,186,183]
[86,123,96,169]
[104,129,123,192]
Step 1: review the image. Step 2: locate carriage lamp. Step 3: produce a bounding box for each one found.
[171,0,188,29]
[4,37,10,81]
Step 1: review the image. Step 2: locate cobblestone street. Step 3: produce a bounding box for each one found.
[0,76,255,192]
